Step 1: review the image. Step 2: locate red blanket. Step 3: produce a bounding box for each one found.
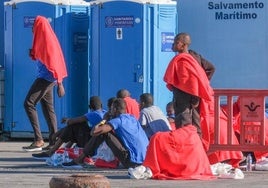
[124,96,140,119]
[143,125,215,180]
[201,99,243,167]
[31,15,67,83]
[163,53,213,101]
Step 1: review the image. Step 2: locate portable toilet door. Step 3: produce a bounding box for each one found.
[90,0,177,111]
[90,0,144,106]
[144,0,177,111]
[3,0,69,138]
[53,1,91,127]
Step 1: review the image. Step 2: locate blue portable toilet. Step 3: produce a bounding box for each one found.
[1,1,10,68]
[90,0,177,111]
[0,1,10,132]
[3,0,91,138]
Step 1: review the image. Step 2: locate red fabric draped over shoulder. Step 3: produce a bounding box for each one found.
[143,125,215,180]
[31,15,67,83]
[163,53,213,101]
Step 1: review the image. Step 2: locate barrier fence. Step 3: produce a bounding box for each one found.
[209,89,268,152]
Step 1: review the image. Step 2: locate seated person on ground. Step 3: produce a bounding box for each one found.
[61,98,149,169]
[116,88,140,119]
[166,101,176,130]
[32,96,106,159]
[139,93,171,139]
[128,112,215,180]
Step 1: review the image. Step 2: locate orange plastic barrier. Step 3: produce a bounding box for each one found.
[209,89,268,152]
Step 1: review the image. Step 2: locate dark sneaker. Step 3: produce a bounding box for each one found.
[32,152,50,160]
[22,142,44,152]
[62,160,83,169]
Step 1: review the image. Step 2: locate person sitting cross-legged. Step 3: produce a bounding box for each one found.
[61,98,149,169]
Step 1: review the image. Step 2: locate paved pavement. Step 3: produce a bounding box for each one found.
[1,141,268,188]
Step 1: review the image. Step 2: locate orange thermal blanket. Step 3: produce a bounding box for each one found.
[163,53,213,101]
[31,15,67,83]
[143,125,215,180]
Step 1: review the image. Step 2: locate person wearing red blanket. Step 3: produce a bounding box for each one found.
[128,112,215,180]
[23,15,67,152]
[163,32,214,137]
[116,89,140,119]
[201,99,244,167]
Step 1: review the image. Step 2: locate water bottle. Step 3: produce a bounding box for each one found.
[63,148,69,163]
[246,154,252,171]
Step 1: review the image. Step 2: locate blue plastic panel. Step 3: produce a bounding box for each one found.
[177,0,268,89]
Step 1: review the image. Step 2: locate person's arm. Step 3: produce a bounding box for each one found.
[91,123,113,136]
[189,49,215,80]
[200,56,215,80]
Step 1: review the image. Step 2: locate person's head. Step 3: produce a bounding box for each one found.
[172,32,191,53]
[111,98,126,117]
[139,93,154,110]
[33,15,49,33]
[116,89,130,98]
[107,97,117,111]
[89,96,102,111]
[175,112,192,129]
[166,102,175,118]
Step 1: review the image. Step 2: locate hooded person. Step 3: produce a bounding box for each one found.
[22,15,68,152]
[128,112,215,180]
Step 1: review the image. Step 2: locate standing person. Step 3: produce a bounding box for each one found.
[116,89,140,119]
[32,96,106,158]
[163,32,213,137]
[139,93,171,139]
[62,98,149,169]
[22,15,67,152]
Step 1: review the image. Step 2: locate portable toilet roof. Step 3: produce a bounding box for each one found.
[4,0,90,5]
[90,0,176,5]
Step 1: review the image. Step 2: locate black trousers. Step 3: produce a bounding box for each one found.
[24,78,57,145]
[83,132,141,168]
[60,122,91,148]
[172,87,202,136]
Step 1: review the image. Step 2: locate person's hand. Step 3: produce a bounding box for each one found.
[61,117,69,124]
[57,83,65,97]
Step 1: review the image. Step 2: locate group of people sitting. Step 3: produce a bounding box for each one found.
[29,88,218,180]
[29,86,266,180]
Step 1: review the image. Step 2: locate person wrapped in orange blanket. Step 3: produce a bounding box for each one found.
[23,15,67,152]
[128,112,215,180]
[201,99,244,167]
[163,32,243,167]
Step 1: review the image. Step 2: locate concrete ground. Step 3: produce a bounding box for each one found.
[1,141,268,188]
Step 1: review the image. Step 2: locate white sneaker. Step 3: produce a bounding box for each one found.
[128,165,152,179]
